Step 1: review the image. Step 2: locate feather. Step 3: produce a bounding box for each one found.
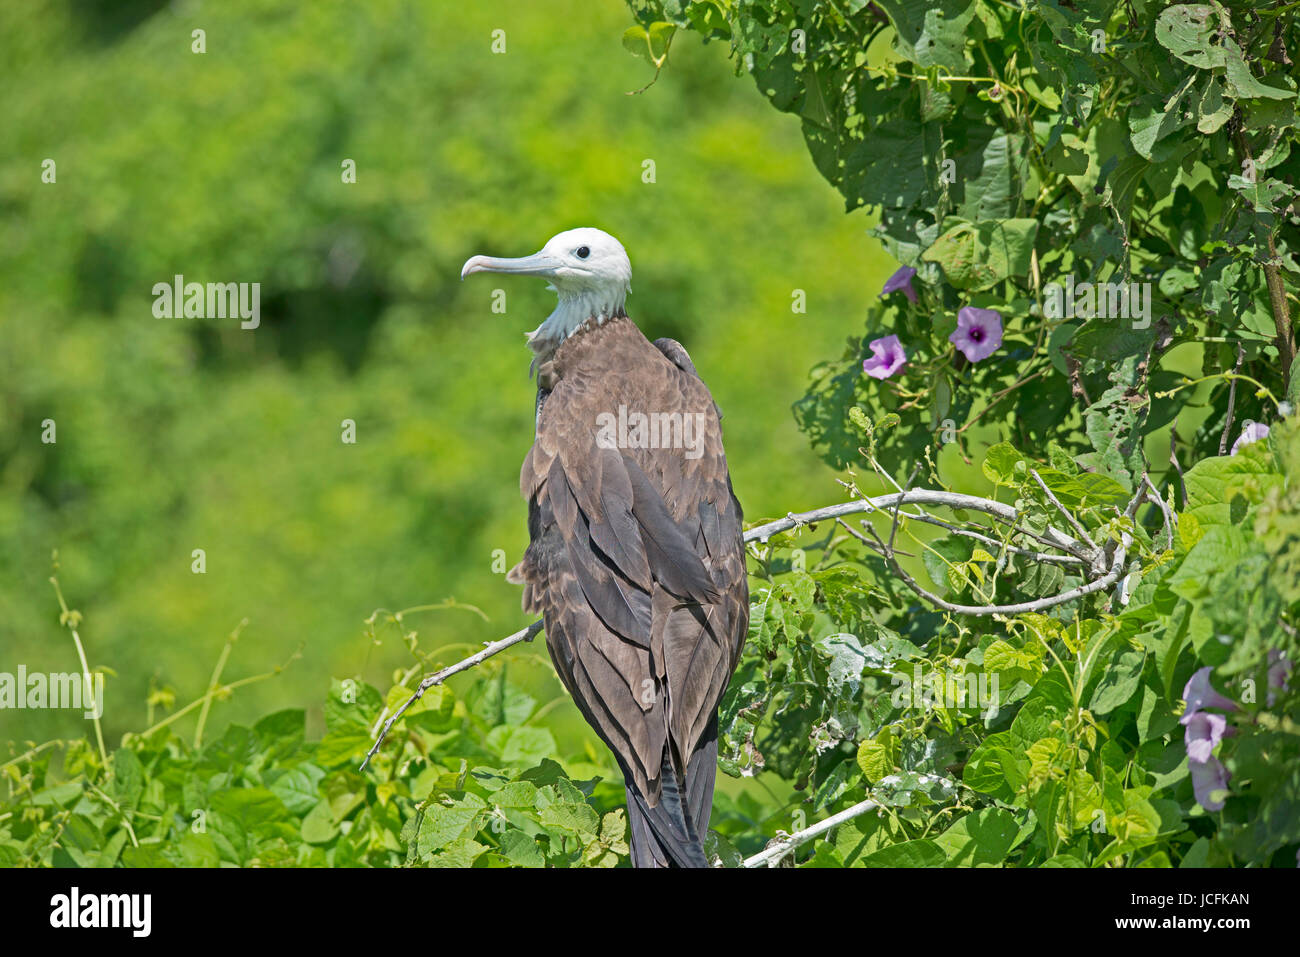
[513,316,748,867]
[625,752,707,868]
[623,456,718,603]
[589,449,652,590]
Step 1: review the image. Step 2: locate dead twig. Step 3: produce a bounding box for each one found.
[360,620,543,770]
[1219,342,1246,455]
[743,798,880,868]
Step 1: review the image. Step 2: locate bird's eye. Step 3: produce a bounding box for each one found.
[575,246,590,259]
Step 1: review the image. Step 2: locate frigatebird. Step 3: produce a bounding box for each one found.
[462,228,748,867]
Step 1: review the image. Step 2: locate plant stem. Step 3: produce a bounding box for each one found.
[49,576,108,772]
[194,618,248,750]
[131,646,300,743]
[0,740,63,775]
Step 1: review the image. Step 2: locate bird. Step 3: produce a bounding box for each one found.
[461,227,749,867]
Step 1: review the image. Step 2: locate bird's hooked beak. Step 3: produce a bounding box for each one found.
[460,250,560,281]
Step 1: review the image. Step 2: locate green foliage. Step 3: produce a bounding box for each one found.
[626,0,1300,867]
[1,638,630,868]
[712,420,1299,868]
[628,0,1297,472]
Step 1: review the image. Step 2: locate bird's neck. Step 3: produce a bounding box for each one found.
[527,288,627,361]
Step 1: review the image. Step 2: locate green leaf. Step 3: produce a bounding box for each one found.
[983,639,1041,686]
[211,787,290,834]
[267,764,325,816]
[324,679,382,736]
[429,837,487,868]
[176,832,220,868]
[964,732,1025,801]
[817,631,870,695]
[210,788,293,864]
[1169,526,1249,601]
[493,780,540,809]
[301,799,339,845]
[109,748,145,812]
[1088,650,1146,715]
[923,219,1039,290]
[538,800,601,839]
[1130,80,1195,161]
[621,22,675,66]
[322,770,366,822]
[1098,154,1151,230]
[252,708,306,744]
[858,629,923,670]
[1222,41,1296,101]
[956,133,1034,220]
[858,838,946,867]
[1077,373,1150,491]
[1179,837,1210,868]
[1033,468,1132,508]
[1195,75,1233,134]
[314,732,370,767]
[1042,853,1086,867]
[856,731,897,784]
[933,807,1025,865]
[875,0,979,75]
[497,726,557,765]
[982,442,1026,485]
[1182,445,1282,529]
[498,828,545,867]
[1155,5,1224,69]
[417,794,488,856]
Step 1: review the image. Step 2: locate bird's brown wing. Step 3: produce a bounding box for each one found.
[509,318,747,806]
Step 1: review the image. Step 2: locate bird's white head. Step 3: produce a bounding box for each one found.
[461,227,632,356]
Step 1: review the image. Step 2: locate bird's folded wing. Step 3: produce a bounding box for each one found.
[513,331,747,799]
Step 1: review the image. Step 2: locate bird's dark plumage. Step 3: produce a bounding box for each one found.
[507,316,748,867]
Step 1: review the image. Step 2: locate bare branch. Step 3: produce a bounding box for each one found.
[1219,342,1246,455]
[360,620,543,770]
[835,518,915,558]
[746,490,1089,559]
[860,500,1129,616]
[1030,469,1098,554]
[872,511,1085,567]
[742,798,880,868]
[1143,473,1175,552]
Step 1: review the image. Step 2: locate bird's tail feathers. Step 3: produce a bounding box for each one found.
[625,755,708,868]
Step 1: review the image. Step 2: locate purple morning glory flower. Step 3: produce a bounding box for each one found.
[1184,711,1228,764]
[1230,421,1270,455]
[1190,756,1231,812]
[949,307,1003,362]
[881,266,918,304]
[862,334,907,380]
[1268,649,1292,707]
[1181,667,1238,811]
[1182,667,1239,719]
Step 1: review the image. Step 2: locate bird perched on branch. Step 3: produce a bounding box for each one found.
[462,228,748,867]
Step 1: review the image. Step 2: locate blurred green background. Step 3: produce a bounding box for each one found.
[0,0,895,748]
